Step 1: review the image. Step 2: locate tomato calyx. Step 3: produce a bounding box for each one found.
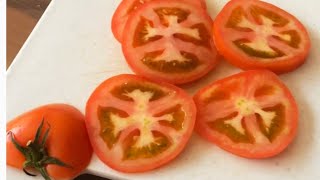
[8,119,72,180]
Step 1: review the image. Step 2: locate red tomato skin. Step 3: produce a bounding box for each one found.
[7,104,93,180]
[111,0,142,42]
[85,74,196,173]
[200,0,207,9]
[194,70,298,158]
[213,0,311,74]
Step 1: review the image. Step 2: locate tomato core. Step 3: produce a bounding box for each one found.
[204,87,287,144]
[226,5,302,59]
[131,7,212,74]
[97,80,189,160]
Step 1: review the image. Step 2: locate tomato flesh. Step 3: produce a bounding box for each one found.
[194,70,298,158]
[213,0,310,74]
[86,74,196,172]
[122,0,218,84]
[112,0,206,42]
[227,5,301,58]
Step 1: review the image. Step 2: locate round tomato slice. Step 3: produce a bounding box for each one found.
[85,74,196,172]
[112,0,207,42]
[121,0,219,84]
[213,0,311,74]
[194,70,298,158]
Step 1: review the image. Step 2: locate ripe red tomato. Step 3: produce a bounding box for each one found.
[213,0,311,74]
[112,0,207,42]
[199,0,207,10]
[121,0,219,84]
[194,70,298,158]
[7,104,92,180]
[85,74,196,172]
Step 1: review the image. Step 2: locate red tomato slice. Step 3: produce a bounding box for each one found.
[194,70,298,158]
[213,0,311,74]
[85,74,196,172]
[112,0,206,42]
[121,0,219,84]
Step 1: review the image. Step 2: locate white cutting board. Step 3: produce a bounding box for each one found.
[7,0,320,179]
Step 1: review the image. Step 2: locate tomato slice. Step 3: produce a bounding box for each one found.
[194,70,298,158]
[121,0,219,84]
[112,0,207,42]
[85,74,196,172]
[213,0,311,74]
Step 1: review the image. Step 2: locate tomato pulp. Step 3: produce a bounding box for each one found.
[112,0,207,42]
[122,0,219,84]
[85,74,196,172]
[213,0,310,74]
[194,70,298,158]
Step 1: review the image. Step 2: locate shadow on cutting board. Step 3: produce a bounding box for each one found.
[75,174,111,180]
